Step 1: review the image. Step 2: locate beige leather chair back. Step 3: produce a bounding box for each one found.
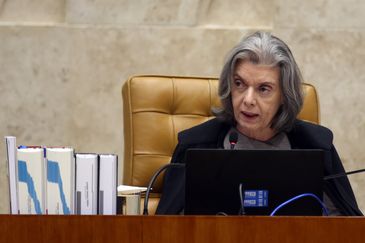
[121,75,320,212]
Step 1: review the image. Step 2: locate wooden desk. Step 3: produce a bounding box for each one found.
[0,215,364,243]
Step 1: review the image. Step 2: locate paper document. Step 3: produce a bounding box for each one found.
[117,185,147,195]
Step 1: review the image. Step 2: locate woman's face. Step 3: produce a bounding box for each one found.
[231,61,282,141]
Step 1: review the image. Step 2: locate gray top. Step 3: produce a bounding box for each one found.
[223,127,291,150]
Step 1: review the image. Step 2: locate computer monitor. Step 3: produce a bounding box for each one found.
[184,149,324,216]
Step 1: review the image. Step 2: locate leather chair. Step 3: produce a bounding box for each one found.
[121,75,320,214]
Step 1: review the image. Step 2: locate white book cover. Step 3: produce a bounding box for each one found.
[5,136,19,214]
[99,154,118,215]
[46,147,75,215]
[17,147,46,214]
[75,154,98,215]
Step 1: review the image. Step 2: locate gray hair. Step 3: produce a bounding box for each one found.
[214,31,304,133]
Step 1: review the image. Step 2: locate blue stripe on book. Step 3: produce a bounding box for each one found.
[18,160,42,214]
[47,160,71,214]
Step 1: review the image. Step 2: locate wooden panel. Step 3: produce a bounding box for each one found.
[1,215,365,243]
[0,215,142,243]
[142,216,365,243]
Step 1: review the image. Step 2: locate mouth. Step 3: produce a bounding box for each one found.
[241,111,259,120]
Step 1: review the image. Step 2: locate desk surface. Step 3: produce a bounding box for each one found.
[0,215,364,243]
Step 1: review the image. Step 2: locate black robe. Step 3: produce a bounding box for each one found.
[156,118,363,216]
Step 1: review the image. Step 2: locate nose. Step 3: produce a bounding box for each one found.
[243,87,256,107]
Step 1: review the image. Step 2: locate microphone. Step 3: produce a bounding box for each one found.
[143,163,185,215]
[229,131,238,150]
[324,168,365,180]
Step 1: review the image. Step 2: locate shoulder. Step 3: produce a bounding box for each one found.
[288,120,334,150]
[178,118,230,145]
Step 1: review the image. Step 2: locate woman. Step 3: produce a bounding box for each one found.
[156,31,362,216]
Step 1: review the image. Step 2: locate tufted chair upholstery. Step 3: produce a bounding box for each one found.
[121,75,320,214]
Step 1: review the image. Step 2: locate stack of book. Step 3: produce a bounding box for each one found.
[4,136,118,215]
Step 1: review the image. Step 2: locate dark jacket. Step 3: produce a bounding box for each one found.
[156,118,363,216]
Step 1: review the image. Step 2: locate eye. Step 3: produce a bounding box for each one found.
[233,79,241,86]
[258,85,272,94]
[233,79,246,89]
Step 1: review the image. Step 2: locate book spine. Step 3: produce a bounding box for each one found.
[75,154,98,215]
[17,148,46,214]
[99,154,118,215]
[5,136,19,214]
[46,148,75,215]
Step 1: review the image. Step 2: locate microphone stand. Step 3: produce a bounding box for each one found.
[143,163,185,215]
[324,168,365,180]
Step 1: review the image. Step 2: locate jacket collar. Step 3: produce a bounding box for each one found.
[178,118,333,150]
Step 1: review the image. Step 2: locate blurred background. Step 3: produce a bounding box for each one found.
[0,0,364,214]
